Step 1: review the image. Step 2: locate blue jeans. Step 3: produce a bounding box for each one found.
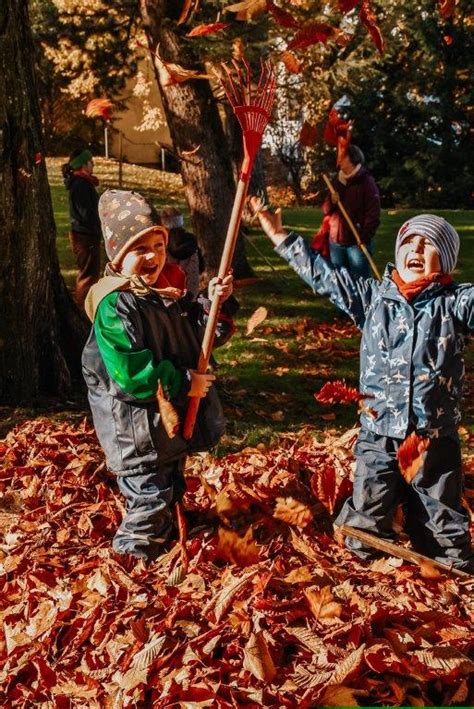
[329,241,373,279]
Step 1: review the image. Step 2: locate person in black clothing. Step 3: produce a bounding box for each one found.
[159,207,205,300]
[62,148,102,308]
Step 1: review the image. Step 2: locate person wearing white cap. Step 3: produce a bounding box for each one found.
[251,201,474,574]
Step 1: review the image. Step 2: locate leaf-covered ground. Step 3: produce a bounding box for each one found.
[1,418,473,707]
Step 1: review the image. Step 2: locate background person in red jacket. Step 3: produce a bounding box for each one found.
[323,144,380,279]
[62,148,102,308]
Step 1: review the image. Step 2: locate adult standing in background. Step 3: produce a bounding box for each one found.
[323,144,380,279]
[62,148,102,308]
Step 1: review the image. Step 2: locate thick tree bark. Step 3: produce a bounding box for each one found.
[0,0,88,404]
[139,0,253,278]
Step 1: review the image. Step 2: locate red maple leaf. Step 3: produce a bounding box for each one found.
[323,108,353,164]
[359,1,384,54]
[287,22,337,51]
[397,432,430,482]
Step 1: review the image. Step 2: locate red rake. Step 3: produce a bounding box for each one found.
[183,58,276,440]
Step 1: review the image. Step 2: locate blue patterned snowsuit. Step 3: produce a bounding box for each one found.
[276,233,474,573]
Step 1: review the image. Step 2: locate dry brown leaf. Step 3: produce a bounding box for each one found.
[273,496,313,528]
[320,684,360,707]
[154,48,209,87]
[397,432,430,482]
[418,559,442,579]
[245,306,268,335]
[217,526,260,565]
[157,383,179,438]
[226,0,268,21]
[243,631,277,682]
[304,585,342,621]
[284,565,314,584]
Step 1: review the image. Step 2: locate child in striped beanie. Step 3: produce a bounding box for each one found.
[252,202,474,574]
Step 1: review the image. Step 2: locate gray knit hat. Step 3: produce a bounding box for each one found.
[395,214,459,273]
[98,189,167,263]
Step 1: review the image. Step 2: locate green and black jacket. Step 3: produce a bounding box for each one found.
[82,277,237,474]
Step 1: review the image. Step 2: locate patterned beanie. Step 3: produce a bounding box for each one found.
[98,189,168,263]
[395,214,459,273]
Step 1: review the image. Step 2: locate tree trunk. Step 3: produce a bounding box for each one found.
[0,0,89,404]
[139,0,253,278]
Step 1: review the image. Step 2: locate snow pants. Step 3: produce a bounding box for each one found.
[335,428,474,574]
[112,458,186,561]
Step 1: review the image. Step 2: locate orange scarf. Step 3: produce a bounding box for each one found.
[392,270,452,301]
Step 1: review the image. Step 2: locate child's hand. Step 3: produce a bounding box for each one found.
[248,196,288,246]
[330,190,340,205]
[188,370,216,398]
[208,274,233,302]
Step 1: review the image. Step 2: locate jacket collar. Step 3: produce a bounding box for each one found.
[380,263,454,304]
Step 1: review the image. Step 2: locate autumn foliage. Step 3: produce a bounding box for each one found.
[1,419,473,706]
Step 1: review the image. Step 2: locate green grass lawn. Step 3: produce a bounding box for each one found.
[50,172,474,452]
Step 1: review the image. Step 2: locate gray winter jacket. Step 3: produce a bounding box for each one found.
[82,284,237,474]
[277,233,474,439]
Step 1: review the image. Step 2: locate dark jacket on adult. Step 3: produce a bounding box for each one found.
[323,166,380,246]
[64,173,101,237]
[82,279,237,474]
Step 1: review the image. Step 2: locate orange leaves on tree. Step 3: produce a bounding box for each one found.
[187,22,231,37]
[85,98,113,121]
[273,496,314,528]
[438,0,456,20]
[315,379,363,405]
[279,50,302,74]
[443,34,454,45]
[287,22,337,51]
[299,120,318,147]
[359,1,384,54]
[396,431,430,483]
[267,0,299,29]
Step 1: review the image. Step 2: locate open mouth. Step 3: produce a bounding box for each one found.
[406,258,424,270]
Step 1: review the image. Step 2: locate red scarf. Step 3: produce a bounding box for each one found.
[392,270,452,301]
[73,168,99,187]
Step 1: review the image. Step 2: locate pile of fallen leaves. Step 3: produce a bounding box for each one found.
[1,419,473,707]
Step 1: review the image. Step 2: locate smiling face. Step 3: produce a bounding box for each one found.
[116,229,167,286]
[395,233,442,283]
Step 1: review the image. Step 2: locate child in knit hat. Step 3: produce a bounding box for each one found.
[251,202,474,574]
[82,189,236,562]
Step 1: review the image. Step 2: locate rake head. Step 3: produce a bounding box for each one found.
[220,58,276,181]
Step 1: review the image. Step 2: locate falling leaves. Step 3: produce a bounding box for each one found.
[315,380,364,405]
[85,98,113,121]
[154,47,210,88]
[438,0,456,20]
[396,431,430,483]
[359,1,384,54]
[187,22,231,37]
[279,50,302,74]
[225,0,268,21]
[323,107,353,164]
[287,22,338,51]
[245,306,268,335]
[267,0,299,29]
[299,120,318,147]
[273,496,314,528]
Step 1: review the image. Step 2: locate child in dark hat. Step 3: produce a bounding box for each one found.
[160,206,205,300]
[252,202,474,574]
[62,148,102,308]
[82,189,236,562]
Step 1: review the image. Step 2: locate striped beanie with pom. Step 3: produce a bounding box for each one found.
[395,214,459,273]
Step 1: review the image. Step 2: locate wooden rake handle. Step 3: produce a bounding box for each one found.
[323,173,382,281]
